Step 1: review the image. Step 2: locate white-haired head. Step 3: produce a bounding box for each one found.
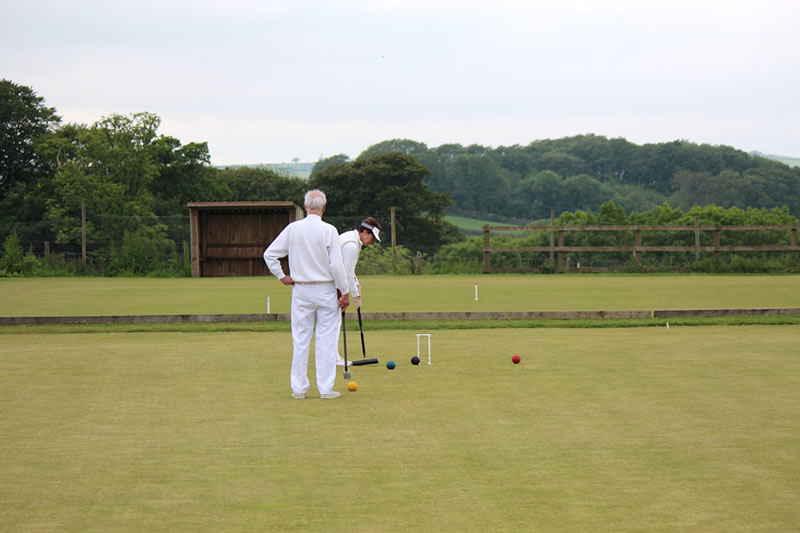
[304,189,327,212]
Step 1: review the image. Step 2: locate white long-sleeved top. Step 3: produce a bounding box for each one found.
[339,229,362,297]
[263,214,349,295]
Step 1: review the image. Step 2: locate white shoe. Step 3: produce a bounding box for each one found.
[336,355,346,367]
[320,391,341,399]
[292,392,306,399]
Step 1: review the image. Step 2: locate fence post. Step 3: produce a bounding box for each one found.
[550,210,555,266]
[792,224,798,264]
[189,208,200,277]
[694,216,700,260]
[635,227,642,267]
[557,229,565,272]
[81,203,87,265]
[714,225,721,259]
[44,241,50,257]
[391,207,397,273]
[483,225,491,273]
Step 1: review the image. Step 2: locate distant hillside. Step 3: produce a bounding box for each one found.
[751,151,800,168]
[444,214,512,235]
[350,136,800,220]
[444,214,533,236]
[216,162,312,178]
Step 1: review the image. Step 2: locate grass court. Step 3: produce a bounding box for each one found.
[1,275,799,531]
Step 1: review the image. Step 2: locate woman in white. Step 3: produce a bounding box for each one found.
[336,217,382,366]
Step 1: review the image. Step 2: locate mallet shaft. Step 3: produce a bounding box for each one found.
[357,307,366,357]
[341,309,349,376]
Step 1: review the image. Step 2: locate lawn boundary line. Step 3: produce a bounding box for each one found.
[2,308,799,325]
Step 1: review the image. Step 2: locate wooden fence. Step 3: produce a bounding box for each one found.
[483,217,800,273]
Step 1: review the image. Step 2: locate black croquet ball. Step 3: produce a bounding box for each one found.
[411,356,420,365]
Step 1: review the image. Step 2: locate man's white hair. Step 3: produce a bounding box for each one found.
[304,189,326,211]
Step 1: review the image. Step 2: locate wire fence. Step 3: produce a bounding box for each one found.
[2,212,479,276]
[4,213,800,276]
[482,223,800,273]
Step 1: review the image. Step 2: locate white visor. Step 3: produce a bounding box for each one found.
[361,222,381,242]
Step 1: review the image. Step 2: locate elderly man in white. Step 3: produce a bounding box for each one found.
[335,217,382,366]
[263,189,350,399]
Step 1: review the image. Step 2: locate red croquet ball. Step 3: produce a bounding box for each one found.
[512,354,521,364]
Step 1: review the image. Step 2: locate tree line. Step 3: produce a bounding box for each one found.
[345,137,800,221]
[2,78,798,276]
[1,80,457,275]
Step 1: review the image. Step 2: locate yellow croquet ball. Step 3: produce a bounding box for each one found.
[347,381,358,392]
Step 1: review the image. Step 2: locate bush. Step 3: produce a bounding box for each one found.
[33,254,87,276]
[539,262,556,274]
[106,226,188,276]
[1,231,24,274]
[428,257,482,274]
[356,244,415,275]
[686,254,799,273]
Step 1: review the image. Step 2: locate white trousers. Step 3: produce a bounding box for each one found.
[290,283,339,395]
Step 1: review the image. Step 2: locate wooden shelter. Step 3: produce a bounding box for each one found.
[188,201,303,277]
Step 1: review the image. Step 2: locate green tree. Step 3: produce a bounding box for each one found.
[615,184,666,213]
[0,79,61,195]
[1,230,24,273]
[445,153,511,215]
[309,154,351,179]
[537,150,586,177]
[43,112,207,269]
[150,138,230,214]
[514,170,563,219]
[216,166,305,203]
[0,80,62,245]
[358,139,428,160]
[309,152,460,253]
[45,123,139,250]
[562,174,615,212]
[490,144,534,180]
[416,143,467,192]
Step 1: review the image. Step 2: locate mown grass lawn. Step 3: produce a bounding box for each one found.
[1,274,798,317]
[1,326,799,532]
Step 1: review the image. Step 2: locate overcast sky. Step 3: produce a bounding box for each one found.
[2,0,798,165]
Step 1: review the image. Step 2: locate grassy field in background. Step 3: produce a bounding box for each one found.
[445,213,531,234]
[444,213,509,232]
[1,274,799,317]
[2,326,799,532]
